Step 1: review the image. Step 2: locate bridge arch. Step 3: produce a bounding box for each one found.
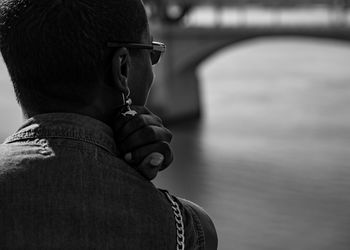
[149,25,350,121]
[164,26,350,72]
[190,36,350,73]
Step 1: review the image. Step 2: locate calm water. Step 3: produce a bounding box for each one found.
[1,38,350,250]
[154,38,350,250]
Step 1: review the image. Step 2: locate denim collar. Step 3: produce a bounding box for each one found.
[4,113,117,155]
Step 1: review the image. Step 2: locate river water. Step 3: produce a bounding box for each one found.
[1,38,350,250]
[154,38,350,250]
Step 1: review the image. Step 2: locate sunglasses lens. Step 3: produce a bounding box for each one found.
[150,51,161,65]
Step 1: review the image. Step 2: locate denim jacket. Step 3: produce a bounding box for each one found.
[0,113,216,249]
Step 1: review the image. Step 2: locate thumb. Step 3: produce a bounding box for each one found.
[138,152,164,180]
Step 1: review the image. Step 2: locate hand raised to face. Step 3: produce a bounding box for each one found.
[113,106,173,180]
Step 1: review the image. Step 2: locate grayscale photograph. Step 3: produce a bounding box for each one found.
[1,0,349,249]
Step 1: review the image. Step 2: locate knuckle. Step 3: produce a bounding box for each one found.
[133,114,148,128]
[135,114,159,129]
[122,115,148,136]
[159,140,171,150]
[144,113,162,126]
[163,128,173,141]
[143,126,158,141]
[152,114,162,123]
[154,115,163,126]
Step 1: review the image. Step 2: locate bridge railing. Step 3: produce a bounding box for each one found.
[144,0,350,24]
[186,7,349,27]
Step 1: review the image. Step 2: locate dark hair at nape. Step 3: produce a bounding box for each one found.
[0,0,148,111]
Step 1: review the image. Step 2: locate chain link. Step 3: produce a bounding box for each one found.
[163,191,185,250]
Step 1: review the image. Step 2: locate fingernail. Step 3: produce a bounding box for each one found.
[124,153,132,162]
[150,153,164,167]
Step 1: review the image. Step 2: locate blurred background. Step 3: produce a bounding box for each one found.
[1,1,350,249]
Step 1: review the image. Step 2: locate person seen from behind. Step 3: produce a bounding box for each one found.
[0,0,218,249]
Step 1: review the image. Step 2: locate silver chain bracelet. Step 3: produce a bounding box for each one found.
[163,191,185,250]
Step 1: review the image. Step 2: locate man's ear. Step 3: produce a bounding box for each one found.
[111,47,130,94]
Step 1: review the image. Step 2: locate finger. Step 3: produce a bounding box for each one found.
[136,153,164,180]
[124,141,173,171]
[119,126,172,154]
[115,114,163,143]
[113,110,136,133]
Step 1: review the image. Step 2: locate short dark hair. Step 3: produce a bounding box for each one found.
[0,0,148,111]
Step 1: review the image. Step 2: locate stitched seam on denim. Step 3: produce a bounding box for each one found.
[158,189,182,249]
[5,132,116,156]
[183,202,206,250]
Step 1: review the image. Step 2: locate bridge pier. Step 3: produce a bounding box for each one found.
[148,25,202,122]
[148,60,202,122]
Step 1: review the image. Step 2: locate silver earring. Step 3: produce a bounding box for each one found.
[121,93,137,117]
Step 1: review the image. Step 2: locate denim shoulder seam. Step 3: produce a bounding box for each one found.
[5,132,116,156]
[182,201,206,250]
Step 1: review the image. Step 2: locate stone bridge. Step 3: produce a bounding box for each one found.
[148,25,350,121]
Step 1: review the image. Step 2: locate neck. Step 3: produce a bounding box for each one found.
[22,103,123,128]
[21,86,125,127]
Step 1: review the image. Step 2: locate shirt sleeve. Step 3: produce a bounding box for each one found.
[158,189,218,250]
[178,198,218,250]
